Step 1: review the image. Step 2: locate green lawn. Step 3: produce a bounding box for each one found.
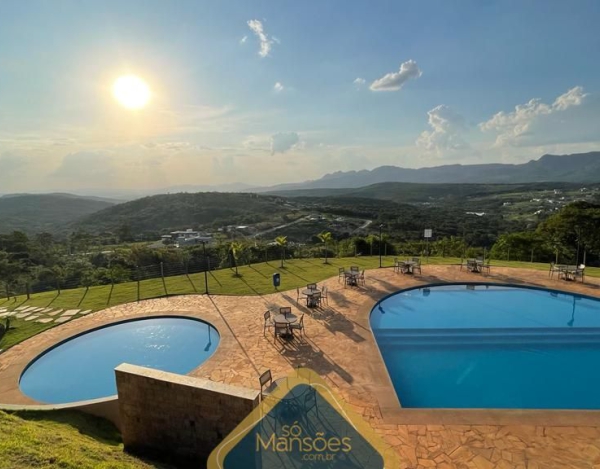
[1,256,598,350]
[0,410,169,469]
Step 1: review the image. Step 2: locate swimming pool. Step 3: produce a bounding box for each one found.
[370,284,600,409]
[20,316,219,404]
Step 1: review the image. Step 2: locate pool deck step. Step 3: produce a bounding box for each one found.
[374,327,600,346]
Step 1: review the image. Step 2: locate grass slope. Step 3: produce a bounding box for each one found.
[0,410,165,469]
[1,256,598,350]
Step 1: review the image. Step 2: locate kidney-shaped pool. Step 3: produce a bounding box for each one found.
[370,284,600,410]
[20,316,219,404]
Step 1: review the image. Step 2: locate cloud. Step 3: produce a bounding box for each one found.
[552,86,588,110]
[247,19,274,58]
[240,35,247,44]
[141,141,197,152]
[416,105,468,155]
[479,86,590,146]
[52,150,116,180]
[273,82,284,93]
[271,132,300,155]
[212,155,235,177]
[0,151,30,179]
[370,60,422,91]
[353,77,366,88]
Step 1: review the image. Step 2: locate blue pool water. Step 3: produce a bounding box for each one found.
[370,284,600,409]
[20,316,219,404]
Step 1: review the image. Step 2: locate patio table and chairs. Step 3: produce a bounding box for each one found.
[396,258,421,275]
[344,269,360,286]
[302,284,322,308]
[273,307,298,339]
[465,258,485,273]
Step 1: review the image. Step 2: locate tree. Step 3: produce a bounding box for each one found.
[0,252,14,299]
[51,265,67,294]
[537,202,600,264]
[317,231,333,264]
[366,234,377,257]
[274,236,288,268]
[229,241,245,276]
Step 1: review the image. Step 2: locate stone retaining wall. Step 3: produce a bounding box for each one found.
[115,363,259,465]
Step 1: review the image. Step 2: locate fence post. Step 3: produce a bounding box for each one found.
[160,262,168,296]
[137,266,140,302]
[26,282,30,300]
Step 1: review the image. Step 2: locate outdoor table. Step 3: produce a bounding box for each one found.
[274,313,298,325]
[559,265,578,281]
[273,313,298,338]
[301,289,321,307]
[344,271,359,286]
[401,261,417,274]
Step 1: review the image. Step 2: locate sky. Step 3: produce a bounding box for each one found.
[0,0,599,194]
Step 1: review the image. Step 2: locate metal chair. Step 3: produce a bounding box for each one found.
[321,286,329,304]
[338,267,345,282]
[297,287,307,303]
[263,310,273,335]
[279,306,292,316]
[359,270,366,285]
[259,369,277,400]
[549,262,563,279]
[481,259,491,274]
[574,265,586,283]
[311,292,322,308]
[290,314,305,336]
[350,266,359,272]
[306,283,317,291]
[274,321,289,341]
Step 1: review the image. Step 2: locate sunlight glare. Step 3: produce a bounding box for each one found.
[112,75,151,110]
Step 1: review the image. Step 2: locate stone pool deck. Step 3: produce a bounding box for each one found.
[2,264,600,468]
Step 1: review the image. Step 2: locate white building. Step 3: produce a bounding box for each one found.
[167,229,213,247]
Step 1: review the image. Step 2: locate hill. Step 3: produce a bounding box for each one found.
[258,152,600,191]
[73,192,295,234]
[0,194,116,235]
[268,181,593,203]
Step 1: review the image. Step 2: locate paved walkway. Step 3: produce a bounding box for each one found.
[2,264,600,468]
[0,307,92,324]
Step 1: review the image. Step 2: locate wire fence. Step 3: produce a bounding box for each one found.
[0,240,583,301]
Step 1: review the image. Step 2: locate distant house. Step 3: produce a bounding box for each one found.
[169,229,213,247]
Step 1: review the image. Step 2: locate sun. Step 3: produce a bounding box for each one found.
[112,75,151,110]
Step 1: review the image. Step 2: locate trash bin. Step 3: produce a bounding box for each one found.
[272,273,281,288]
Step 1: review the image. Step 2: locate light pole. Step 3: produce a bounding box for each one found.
[575,225,581,266]
[202,241,209,295]
[379,224,384,268]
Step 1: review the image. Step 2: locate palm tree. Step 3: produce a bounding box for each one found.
[274,236,288,268]
[317,231,333,264]
[229,241,245,276]
[366,234,377,257]
[51,265,67,294]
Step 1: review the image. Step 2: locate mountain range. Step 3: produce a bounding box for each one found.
[258,152,600,192]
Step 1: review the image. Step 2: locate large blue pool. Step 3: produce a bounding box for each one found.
[20,316,219,404]
[370,284,600,409]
